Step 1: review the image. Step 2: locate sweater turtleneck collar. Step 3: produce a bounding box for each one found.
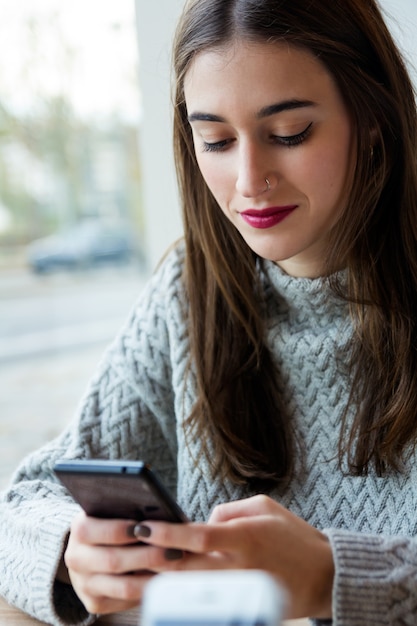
[260,259,349,326]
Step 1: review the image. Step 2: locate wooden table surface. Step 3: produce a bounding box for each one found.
[0,595,309,626]
[0,596,139,625]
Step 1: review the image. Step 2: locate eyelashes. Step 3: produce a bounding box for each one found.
[273,121,313,147]
[202,138,231,153]
[202,122,313,153]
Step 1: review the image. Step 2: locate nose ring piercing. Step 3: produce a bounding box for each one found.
[264,178,271,192]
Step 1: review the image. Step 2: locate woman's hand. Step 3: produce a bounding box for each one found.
[133,495,334,620]
[64,495,334,619]
[64,511,155,615]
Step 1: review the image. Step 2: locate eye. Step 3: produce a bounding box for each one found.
[272,122,313,147]
[202,138,232,153]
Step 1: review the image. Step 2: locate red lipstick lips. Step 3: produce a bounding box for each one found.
[240,206,297,229]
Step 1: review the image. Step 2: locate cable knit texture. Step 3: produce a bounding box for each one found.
[1,243,417,625]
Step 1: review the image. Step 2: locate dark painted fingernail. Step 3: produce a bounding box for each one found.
[126,524,138,538]
[164,548,183,561]
[133,524,152,539]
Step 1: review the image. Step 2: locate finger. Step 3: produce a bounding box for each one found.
[209,495,281,523]
[141,550,234,574]
[71,511,143,546]
[133,519,251,554]
[66,542,172,575]
[71,571,151,615]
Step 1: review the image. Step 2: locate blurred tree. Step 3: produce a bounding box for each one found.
[0,3,142,251]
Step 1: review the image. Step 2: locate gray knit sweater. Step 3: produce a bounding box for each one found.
[1,244,417,626]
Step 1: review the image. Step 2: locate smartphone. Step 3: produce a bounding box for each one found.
[53,459,187,523]
[142,570,286,626]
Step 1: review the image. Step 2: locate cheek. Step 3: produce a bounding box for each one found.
[196,155,232,206]
[302,136,354,208]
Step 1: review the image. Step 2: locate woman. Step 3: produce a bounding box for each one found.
[1,0,417,624]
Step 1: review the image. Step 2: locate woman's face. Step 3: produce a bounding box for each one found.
[184,40,356,277]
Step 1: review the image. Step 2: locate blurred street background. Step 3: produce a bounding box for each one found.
[0,0,149,488]
[0,263,147,489]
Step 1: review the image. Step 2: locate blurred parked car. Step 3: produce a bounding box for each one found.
[27,221,137,273]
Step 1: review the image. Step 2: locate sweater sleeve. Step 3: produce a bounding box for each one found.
[323,528,417,625]
[0,248,185,626]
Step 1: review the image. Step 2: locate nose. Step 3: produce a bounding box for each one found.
[235,140,273,198]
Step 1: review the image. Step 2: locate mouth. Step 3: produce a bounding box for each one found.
[240,205,297,229]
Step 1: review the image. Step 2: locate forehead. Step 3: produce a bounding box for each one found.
[183,40,339,112]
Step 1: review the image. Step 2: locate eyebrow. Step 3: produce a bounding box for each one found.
[187,99,316,123]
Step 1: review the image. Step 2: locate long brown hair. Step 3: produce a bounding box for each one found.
[172,0,417,487]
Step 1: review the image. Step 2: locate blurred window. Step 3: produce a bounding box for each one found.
[0,0,146,487]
